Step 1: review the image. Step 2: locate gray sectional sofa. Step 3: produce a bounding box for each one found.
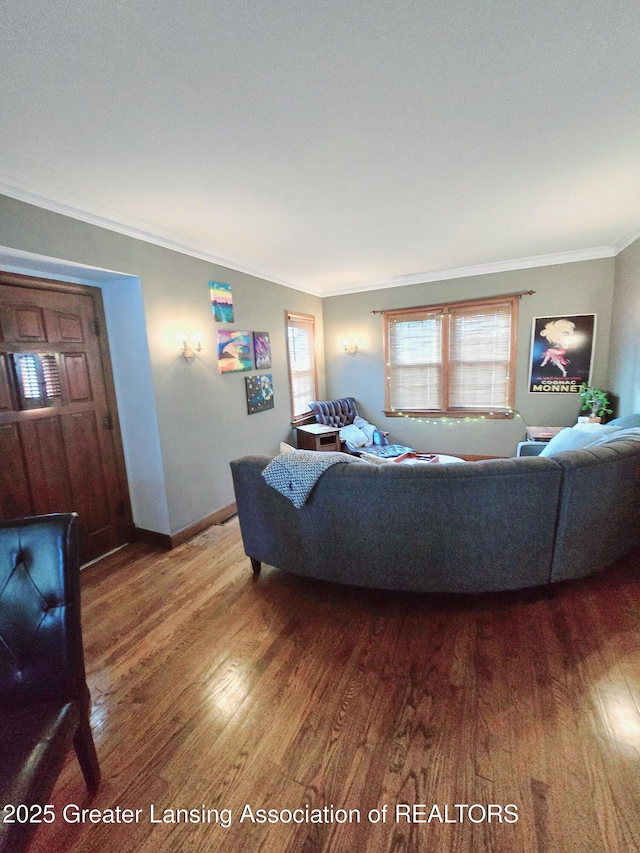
[230,435,640,594]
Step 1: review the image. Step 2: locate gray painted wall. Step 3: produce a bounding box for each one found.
[609,237,640,416]
[0,191,629,532]
[0,194,324,535]
[322,259,615,457]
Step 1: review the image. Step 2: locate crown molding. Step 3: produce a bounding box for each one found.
[614,223,640,255]
[0,174,312,294]
[1,173,636,299]
[325,246,617,297]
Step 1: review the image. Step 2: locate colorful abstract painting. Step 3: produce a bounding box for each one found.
[217,330,253,373]
[210,281,234,323]
[253,331,272,369]
[245,374,274,414]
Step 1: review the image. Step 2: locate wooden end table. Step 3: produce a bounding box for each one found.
[296,424,341,452]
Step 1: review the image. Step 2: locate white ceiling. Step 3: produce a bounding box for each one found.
[1,1,640,296]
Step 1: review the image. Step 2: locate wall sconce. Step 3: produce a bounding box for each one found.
[343,337,359,355]
[177,332,203,362]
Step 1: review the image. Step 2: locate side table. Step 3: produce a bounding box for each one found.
[296,424,341,452]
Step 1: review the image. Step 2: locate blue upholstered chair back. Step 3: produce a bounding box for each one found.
[309,397,359,428]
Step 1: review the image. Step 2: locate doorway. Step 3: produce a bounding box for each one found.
[0,272,133,563]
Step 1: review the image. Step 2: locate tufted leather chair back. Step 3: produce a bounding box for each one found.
[309,397,359,429]
[0,514,88,704]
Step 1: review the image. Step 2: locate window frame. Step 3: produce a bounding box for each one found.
[382,294,519,418]
[285,310,319,425]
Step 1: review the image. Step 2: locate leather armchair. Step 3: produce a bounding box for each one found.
[0,513,100,853]
[309,397,390,454]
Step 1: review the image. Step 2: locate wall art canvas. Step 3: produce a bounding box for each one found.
[217,330,253,373]
[210,281,234,323]
[528,314,596,393]
[253,331,272,369]
[245,374,274,414]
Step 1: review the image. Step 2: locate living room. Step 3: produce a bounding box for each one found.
[1,201,639,545]
[1,3,640,851]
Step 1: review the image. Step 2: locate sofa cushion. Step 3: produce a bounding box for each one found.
[550,441,640,581]
[539,424,621,456]
[608,414,640,428]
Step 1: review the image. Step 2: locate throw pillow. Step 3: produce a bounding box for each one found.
[607,414,640,429]
[539,424,620,456]
[339,423,369,447]
[353,415,377,445]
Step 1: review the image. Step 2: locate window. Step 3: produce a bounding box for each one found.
[383,295,518,417]
[11,353,62,410]
[286,311,318,422]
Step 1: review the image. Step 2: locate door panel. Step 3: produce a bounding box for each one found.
[0,303,48,342]
[57,312,84,342]
[0,423,32,517]
[0,274,132,563]
[20,417,74,514]
[62,353,92,401]
[0,357,13,412]
[62,411,112,547]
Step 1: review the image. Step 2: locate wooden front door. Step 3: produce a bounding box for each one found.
[0,273,133,563]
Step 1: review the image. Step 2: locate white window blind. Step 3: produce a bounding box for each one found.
[449,304,512,409]
[384,296,517,416]
[388,312,442,410]
[286,312,318,420]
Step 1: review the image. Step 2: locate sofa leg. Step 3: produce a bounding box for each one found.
[73,715,101,793]
[250,557,261,575]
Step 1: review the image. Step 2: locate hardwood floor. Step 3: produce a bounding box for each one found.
[29,519,640,853]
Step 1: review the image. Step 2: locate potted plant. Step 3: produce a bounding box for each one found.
[578,384,613,422]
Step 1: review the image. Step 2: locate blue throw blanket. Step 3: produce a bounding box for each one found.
[262,450,357,508]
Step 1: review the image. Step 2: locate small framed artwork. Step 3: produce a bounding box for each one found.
[210,281,234,323]
[253,331,272,369]
[245,374,274,414]
[217,330,253,373]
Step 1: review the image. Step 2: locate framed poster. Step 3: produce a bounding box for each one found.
[210,281,234,323]
[217,330,253,373]
[252,332,272,369]
[528,314,596,393]
[245,374,274,414]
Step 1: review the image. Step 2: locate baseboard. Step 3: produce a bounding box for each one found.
[135,502,237,550]
[134,527,173,549]
[169,502,238,548]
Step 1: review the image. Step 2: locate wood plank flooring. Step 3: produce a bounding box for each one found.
[28,518,640,853]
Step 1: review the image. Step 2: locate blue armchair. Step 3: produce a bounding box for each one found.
[309,397,389,454]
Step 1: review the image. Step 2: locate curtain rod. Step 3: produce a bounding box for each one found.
[371,289,535,315]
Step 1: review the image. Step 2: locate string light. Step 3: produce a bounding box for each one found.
[389,410,523,426]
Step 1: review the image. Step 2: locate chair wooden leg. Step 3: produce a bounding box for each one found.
[250,557,261,575]
[73,715,101,793]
